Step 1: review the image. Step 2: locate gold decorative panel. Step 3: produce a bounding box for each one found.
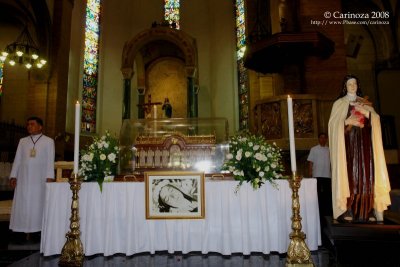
[259,101,282,139]
[293,100,313,136]
[254,94,320,150]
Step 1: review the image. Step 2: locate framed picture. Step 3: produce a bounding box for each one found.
[145,171,205,219]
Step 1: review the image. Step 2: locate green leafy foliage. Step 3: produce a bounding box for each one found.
[222,131,285,190]
[79,131,119,191]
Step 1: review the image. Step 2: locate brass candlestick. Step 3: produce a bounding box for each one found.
[286,172,314,267]
[59,173,84,267]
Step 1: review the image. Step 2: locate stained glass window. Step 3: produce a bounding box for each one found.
[0,61,3,96]
[236,0,246,60]
[82,0,101,133]
[164,0,180,29]
[235,0,249,129]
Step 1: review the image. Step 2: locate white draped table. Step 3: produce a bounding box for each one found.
[40,179,321,256]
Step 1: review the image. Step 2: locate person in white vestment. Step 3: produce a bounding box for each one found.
[9,117,55,239]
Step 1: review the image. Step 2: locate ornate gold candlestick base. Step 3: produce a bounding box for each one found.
[286,172,314,267]
[59,173,84,267]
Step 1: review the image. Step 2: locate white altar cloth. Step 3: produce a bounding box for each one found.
[40,179,321,256]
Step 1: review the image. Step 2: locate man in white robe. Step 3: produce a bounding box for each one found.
[9,117,55,235]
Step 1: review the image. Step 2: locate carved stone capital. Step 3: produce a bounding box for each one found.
[137,87,146,95]
[121,68,134,79]
[185,66,196,78]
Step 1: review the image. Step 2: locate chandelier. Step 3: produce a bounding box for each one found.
[0,26,47,69]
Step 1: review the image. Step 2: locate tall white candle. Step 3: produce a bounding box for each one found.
[73,101,81,174]
[287,95,297,172]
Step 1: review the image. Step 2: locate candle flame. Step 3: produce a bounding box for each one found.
[76,100,80,104]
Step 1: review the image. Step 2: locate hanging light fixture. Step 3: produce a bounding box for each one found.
[0,26,47,69]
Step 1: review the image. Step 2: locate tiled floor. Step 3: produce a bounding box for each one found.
[7,249,333,267]
[2,219,400,267]
[0,221,334,267]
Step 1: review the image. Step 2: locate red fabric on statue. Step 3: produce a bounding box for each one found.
[344,106,374,222]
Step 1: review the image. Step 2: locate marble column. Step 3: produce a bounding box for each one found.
[121,68,133,119]
[137,87,146,119]
[45,0,74,159]
[186,66,197,117]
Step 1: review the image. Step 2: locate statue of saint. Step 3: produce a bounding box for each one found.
[328,75,391,223]
[162,98,172,118]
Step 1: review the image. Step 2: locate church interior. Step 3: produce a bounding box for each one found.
[0,0,400,266]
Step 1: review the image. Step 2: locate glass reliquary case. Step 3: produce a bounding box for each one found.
[118,118,230,179]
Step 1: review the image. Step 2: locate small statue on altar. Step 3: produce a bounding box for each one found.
[162,98,172,118]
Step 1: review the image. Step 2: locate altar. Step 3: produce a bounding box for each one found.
[40,179,320,257]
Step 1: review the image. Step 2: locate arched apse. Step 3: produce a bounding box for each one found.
[121,25,198,119]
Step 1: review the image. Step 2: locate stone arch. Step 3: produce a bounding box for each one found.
[120,26,199,119]
[121,26,197,76]
[343,0,396,63]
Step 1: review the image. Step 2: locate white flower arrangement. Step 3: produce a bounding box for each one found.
[222,131,285,190]
[79,131,119,191]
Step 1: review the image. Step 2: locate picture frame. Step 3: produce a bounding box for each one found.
[145,171,205,219]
